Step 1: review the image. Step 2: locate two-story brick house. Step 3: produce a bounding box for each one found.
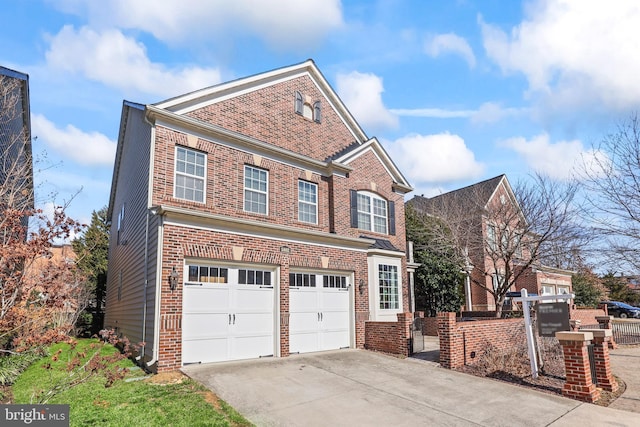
[409,175,572,312]
[1,66,34,232]
[105,60,413,372]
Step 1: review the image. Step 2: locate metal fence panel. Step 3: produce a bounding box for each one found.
[612,320,640,345]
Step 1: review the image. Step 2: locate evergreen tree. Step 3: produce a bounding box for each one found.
[571,268,605,307]
[406,204,464,316]
[72,206,109,334]
[602,272,639,305]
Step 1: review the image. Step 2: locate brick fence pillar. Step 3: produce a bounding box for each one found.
[438,312,461,369]
[581,329,618,392]
[556,331,600,403]
[397,312,414,356]
[596,316,617,349]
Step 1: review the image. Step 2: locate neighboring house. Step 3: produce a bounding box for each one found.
[106,60,414,372]
[0,66,34,232]
[409,175,572,312]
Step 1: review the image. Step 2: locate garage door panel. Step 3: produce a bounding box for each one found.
[321,290,349,310]
[290,289,318,307]
[182,313,230,339]
[232,335,274,360]
[183,337,229,364]
[290,331,320,354]
[320,330,349,351]
[290,312,319,334]
[183,264,275,365]
[235,287,274,310]
[234,312,273,335]
[289,273,351,354]
[184,286,230,312]
[321,310,350,331]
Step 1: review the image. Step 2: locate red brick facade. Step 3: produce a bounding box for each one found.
[437,312,524,369]
[364,312,414,356]
[106,61,413,372]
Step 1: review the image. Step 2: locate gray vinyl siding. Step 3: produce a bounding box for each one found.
[105,105,156,359]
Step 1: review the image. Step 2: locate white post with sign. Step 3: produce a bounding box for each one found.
[511,288,575,379]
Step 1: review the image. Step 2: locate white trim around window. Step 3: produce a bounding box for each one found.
[174,146,206,203]
[298,180,318,224]
[244,165,269,215]
[368,255,403,321]
[357,191,388,234]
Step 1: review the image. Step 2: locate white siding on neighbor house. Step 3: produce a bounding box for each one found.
[105,105,156,360]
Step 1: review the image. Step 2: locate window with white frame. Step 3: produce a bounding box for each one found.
[175,146,205,203]
[357,192,388,234]
[492,273,505,291]
[244,165,268,214]
[298,180,317,224]
[378,264,399,309]
[487,224,497,251]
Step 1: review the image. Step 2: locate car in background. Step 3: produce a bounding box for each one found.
[602,301,640,319]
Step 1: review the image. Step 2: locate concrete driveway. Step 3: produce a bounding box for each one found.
[182,349,637,426]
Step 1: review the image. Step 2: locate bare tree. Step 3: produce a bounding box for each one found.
[580,114,640,273]
[411,174,585,317]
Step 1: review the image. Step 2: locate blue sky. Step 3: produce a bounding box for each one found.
[2,0,639,226]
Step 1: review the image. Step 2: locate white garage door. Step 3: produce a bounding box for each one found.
[289,272,351,354]
[182,265,275,365]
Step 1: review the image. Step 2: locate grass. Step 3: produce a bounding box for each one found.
[11,339,252,427]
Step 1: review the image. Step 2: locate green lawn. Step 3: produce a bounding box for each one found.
[11,339,252,427]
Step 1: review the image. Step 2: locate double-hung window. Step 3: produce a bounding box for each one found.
[357,192,387,234]
[298,180,317,224]
[175,146,205,203]
[244,165,268,214]
[378,264,399,309]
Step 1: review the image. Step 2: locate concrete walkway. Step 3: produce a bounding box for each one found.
[183,349,638,426]
[609,345,640,413]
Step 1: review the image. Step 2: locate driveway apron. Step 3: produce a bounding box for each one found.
[182,349,639,426]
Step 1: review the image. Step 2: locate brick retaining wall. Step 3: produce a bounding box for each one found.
[437,312,525,369]
[365,313,413,356]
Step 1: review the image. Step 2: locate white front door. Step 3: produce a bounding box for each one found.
[289,272,351,354]
[182,265,275,365]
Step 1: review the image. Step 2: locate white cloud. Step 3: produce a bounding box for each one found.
[424,33,476,68]
[480,0,640,112]
[54,0,343,50]
[470,102,525,124]
[390,102,524,124]
[336,71,398,131]
[500,133,607,180]
[390,108,475,119]
[45,25,222,98]
[384,133,484,185]
[31,114,116,166]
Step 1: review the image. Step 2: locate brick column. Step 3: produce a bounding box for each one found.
[556,331,600,403]
[397,312,414,357]
[438,312,462,369]
[596,316,617,349]
[581,329,618,392]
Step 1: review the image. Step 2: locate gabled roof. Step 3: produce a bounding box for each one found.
[410,174,511,215]
[333,137,413,194]
[153,59,368,144]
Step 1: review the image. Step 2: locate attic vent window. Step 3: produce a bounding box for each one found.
[294,91,321,123]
